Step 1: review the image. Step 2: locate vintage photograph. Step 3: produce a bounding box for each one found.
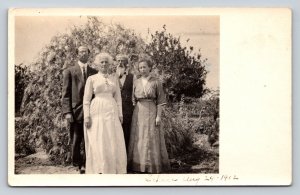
[9,8,291,186]
[13,14,220,175]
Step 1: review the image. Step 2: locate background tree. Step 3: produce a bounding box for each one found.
[145,25,208,102]
[15,64,32,115]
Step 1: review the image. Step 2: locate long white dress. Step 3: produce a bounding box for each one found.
[83,73,127,174]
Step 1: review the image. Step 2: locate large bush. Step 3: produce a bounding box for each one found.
[145,25,208,102]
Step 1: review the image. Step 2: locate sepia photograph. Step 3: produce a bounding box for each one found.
[8,8,291,186]
[13,13,219,175]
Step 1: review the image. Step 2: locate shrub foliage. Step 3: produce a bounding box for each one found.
[15,64,32,114]
[145,25,208,101]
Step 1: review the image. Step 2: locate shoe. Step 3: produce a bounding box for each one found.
[80,166,86,174]
[75,167,80,174]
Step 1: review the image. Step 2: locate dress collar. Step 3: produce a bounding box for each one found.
[141,74,152,81]
[98,71,109,78]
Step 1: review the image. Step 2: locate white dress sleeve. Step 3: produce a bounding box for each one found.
[113,75,123,117]
[83,77,93,119]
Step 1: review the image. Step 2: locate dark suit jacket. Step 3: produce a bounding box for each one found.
[62,63,98,122]
[121,73,134,119]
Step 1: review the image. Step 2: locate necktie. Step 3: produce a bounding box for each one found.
[83,67,87,82]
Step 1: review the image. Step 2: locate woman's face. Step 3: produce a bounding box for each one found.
[97,57,110,73]
[138,62,151,76]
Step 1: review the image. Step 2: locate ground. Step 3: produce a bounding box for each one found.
[15,134,218,174]
[15,152,78,174]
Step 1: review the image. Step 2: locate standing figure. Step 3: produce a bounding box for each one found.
[116,54,134,151]
[62,46,97,173]
[83,53,127,174]
[128,55,170,173]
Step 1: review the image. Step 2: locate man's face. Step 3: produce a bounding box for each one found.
[117,57,128,69]
[78,47,89,63]
[116,64,125,77]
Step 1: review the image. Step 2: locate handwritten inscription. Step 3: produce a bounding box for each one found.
[145,174,239,185]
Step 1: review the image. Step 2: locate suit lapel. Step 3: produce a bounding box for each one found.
[74,64,84,83]
[86,65,96,78]
[122,73,129,90]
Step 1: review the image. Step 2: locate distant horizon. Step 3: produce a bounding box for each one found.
[15,16,219,90]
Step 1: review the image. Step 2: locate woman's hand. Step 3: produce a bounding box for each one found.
[84,117,92,129]
[119,116,123,124]
[155,116,161,126]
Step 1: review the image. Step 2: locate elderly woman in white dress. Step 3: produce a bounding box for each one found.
[83,53,127,174]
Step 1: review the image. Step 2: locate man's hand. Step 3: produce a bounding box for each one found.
[155,116,161,126]
[85,117,92,129]
[119,116,123,124]
[65,113,74,123]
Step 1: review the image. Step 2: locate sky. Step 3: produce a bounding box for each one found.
[15,16,219,90]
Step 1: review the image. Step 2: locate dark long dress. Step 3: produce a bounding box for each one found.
[128,76,170,173]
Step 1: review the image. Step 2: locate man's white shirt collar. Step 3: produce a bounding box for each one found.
[78,61,87,69]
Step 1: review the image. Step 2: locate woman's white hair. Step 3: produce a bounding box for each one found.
[94,52,113,65]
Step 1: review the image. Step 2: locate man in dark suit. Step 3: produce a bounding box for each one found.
[116,54,134,152]
[62,46,97,173]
